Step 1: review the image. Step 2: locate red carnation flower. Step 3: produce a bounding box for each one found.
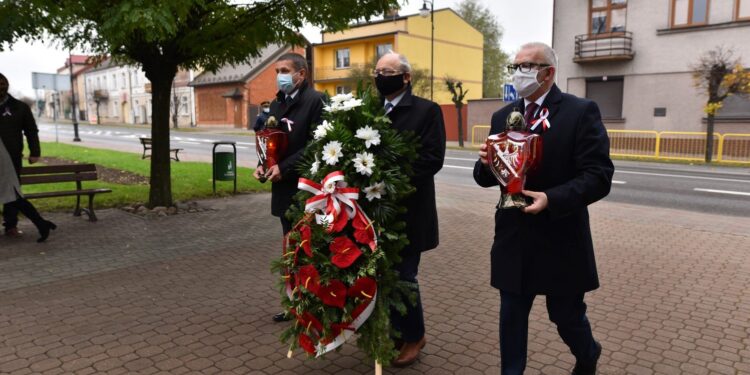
[347,277,377,301]
[329,236,362,269]
[316,279,347,308]
[296,265,320,294]
[299,333,316,355]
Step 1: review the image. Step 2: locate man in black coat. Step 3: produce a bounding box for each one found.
[252,53,325,322]
[374,52,446,367]
[474,43,614,375]
[0,73,41,237]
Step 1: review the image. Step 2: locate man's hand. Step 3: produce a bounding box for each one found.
[521,190,548,214]
[253,165,266,180]
[266,165,282,182]
[28,156,40,164]
[478,143,489,165]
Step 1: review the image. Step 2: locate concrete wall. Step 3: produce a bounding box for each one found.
[553,0,750,133]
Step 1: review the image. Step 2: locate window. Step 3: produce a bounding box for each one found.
[121,73,126,89]
[336,86,352,95]
[672,0,709,27]
[179,96,189,115]
[717,94,750,119]
[376,43,393,60]
[737,0,750,19]
[335,48,350,69]
[590,0,627,35]
[112,100,119,117]
[585,77,624,119]
[111,74,117,89]
[101,76,105,90]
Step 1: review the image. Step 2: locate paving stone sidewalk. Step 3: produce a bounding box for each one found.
[0,185,749,375]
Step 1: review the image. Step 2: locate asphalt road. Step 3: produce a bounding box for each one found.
[38,122,750,217]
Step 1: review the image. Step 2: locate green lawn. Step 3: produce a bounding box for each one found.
[23,142,270,212]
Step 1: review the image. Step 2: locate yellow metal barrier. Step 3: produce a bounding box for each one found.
[471,125,491,147]
[607,130,659,158]
[471,128,750,164]
[720,134,750,164]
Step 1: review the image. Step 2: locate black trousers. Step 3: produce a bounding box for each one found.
[499,291,599,375]
[2,197,45,230]
[390,251,425,343]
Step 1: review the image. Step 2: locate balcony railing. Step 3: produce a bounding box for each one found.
[574,32,634,63]
[93,90,109,100]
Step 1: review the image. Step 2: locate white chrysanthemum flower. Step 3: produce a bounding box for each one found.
[330,93,354,104]
[355,126,381,149]
[363,181,386,201]
[322,141,343,166]
[352,152,375,176]
[310,155,320,174]
[313,120,333,140]
[340,98,363,111]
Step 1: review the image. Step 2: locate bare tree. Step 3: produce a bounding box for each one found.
[445,78,468,147]
[692,46,750,162]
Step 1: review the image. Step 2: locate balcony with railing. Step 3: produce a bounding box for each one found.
[574,32,634,63]
[93,89,109,101]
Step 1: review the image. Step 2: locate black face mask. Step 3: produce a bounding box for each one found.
[375,74,405,96]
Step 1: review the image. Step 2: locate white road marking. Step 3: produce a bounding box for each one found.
[178,141,201,145]
[236,146,249,149]
[693,188,750,197]
[443,164,474,170]
[237,141,256,146]
[616,170,750,184]
[612,180,627,184]
[445,156,477,162]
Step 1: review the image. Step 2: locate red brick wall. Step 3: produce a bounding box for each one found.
[441,104,468,142]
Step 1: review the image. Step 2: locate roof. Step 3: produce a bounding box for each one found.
[189,44,291,87]
[68,55,92,65]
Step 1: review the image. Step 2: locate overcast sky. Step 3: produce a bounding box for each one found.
[0,0,552,98]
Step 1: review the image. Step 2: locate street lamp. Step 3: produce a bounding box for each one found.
[420,0,434,101]
[67,51,81,142]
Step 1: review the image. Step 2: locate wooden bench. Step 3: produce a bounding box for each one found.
[139,137,183,161]
[20,164,113,222]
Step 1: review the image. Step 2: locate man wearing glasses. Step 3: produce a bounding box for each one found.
[474,42,614,375]
[373,52,446,367]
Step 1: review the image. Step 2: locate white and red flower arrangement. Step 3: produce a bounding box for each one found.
[273,90,418,367]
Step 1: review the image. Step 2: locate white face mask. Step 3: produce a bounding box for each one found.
[512,69,545,98]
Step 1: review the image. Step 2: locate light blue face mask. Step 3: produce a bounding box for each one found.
[277,73,297,94]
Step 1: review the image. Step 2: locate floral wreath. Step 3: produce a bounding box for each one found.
[272,87,419,366]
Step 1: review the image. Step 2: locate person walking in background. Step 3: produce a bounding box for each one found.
[474,42,613,375]
[0,72,42,238]
[0,139,56,243]
[253,100,271,132]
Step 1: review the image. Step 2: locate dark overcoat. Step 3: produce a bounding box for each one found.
[387,87,446,255]
[0,95,40,174]
[473,85,614,295]
[267,81,325,217]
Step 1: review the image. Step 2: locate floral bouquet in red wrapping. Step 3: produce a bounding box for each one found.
[272,88,418,367]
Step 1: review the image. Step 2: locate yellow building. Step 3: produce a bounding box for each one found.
[313,8,483,105]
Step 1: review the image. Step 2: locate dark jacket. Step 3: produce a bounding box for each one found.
[254,111,269,132]
[266,81,325,217]
[386,86,446,254]
[473,85,614,295]
[0,95,40,174]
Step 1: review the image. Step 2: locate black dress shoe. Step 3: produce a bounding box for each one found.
[572,341,602,375]
[37,221,57,243]
[272,312,291,322]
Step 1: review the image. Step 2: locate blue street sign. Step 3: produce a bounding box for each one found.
[503,84,517,102]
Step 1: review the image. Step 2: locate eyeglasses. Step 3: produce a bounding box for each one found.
[372,69,403,77]
[506,63,550,74]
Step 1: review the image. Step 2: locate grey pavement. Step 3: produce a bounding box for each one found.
[0,184,749,374]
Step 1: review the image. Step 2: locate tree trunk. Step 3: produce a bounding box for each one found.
[456,104,464,148]
[145,65,178,208]
[705,112,715,163]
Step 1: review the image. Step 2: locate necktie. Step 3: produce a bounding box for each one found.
[385,102,394,114]
[524,102,539,129]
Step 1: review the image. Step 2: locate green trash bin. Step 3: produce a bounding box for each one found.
[214,152,235,180]
[213,142,237,194]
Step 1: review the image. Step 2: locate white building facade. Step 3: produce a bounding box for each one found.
[552,0,750,133]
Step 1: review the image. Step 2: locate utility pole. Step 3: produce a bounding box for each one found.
[68,51,82,141]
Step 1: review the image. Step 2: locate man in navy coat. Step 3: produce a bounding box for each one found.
[474,43,614,375]
[375,52,446,367]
